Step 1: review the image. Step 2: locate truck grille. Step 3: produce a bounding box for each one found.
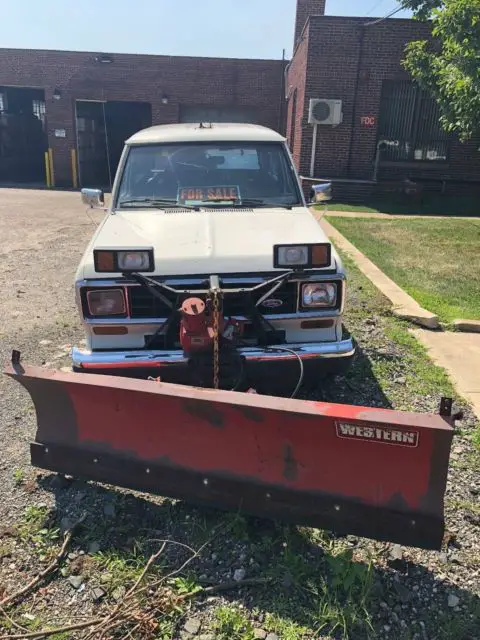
[128,280,298,319]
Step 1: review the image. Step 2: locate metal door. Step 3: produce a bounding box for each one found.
[75,100,152,188]
[0,87,47,184]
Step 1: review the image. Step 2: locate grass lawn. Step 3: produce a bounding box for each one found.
[324,193,480,216]
[326,216,480,324]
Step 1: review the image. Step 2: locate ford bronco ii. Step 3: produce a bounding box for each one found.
[73,122,355,393]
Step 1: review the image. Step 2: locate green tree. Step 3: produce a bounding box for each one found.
[401,0,480,141]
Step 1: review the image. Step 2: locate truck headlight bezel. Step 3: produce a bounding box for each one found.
[300,282,338,309]
[86,288,127,317]
[273,243,331,269]
[94,248,155,273]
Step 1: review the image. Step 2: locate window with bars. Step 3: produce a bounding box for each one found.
[378,81,449,162]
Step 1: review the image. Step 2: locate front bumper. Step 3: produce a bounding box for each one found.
[72,338,355,374]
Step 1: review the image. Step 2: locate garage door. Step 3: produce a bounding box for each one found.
[0,86,47,185]
[179,106,259,124]
[76,100,152,188]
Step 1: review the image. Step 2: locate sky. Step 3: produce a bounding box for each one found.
[1,1,411,60]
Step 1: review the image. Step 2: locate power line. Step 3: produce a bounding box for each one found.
[364,5,404,26]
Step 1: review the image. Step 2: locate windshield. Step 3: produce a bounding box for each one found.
[116,142,302,209]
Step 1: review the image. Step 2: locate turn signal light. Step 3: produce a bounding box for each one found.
[312,244,330,267]
[96,250,115,272]
[301,319,334,329]
[93,326,129,335]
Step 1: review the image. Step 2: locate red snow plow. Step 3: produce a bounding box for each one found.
[4,351,455,550]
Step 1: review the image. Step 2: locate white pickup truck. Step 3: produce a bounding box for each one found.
[72,122,355,393]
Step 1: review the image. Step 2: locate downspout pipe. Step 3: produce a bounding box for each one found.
[346,24,365,177]
[278,49,287,134]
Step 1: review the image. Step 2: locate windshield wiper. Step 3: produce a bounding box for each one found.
[118,198,198,210]
[241,198,294,210]
[199,198,294,210]
[118,197,295,210]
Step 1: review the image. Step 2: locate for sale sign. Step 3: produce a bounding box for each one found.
[177,185,241,205]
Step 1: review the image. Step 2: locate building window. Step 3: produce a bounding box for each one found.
[378,81,449,162]
[32,99,46,128]
[179,105,259,124]
[0,92,5,113]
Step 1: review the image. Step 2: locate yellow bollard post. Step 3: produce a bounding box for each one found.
[71,148,78,189]
[44,151,51,188]
[48,148,55,187]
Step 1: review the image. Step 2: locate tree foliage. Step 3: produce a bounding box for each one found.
[401,0,480,141]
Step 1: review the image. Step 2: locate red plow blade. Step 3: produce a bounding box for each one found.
[4,356,455,550]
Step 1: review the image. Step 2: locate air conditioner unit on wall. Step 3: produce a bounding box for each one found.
[308,99,343,126]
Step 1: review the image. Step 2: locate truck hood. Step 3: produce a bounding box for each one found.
[79,207,338,278]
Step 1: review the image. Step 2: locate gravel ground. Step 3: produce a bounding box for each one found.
[0,189,479,640]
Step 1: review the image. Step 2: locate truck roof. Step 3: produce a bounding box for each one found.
[126,122,286,145]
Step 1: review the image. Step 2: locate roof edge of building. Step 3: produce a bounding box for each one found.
[308,14,427,25]
[0,45,288,64]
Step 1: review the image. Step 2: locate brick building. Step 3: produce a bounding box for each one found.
[288,0,480,199]
[0,49,286,187]
[0,0,479,195]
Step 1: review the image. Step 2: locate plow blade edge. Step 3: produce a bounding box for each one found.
[5,362,454,549]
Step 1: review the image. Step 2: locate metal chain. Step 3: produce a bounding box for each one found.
[212,291,220,390]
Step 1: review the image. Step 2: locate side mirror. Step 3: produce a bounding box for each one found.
[81,188,105,208]
[310,182,332,204]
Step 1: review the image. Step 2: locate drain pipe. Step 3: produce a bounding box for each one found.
[373,141,386,182]
[278,49,287,134]
[346,24,365,177]
[310,123,318,178]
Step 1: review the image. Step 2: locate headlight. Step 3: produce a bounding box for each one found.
[277,246,309,267]
[301,283,337,308]
[87,289,126,316]
[274,243,331,269]
[94,248,154,273]
[117,251,151,270]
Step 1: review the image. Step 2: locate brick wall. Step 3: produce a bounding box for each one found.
[0,48,286,186]
[286,24,310,171]
[290,16,480,188]
[294,1,326,49]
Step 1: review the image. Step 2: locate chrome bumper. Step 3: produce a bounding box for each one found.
[72,339,355,371]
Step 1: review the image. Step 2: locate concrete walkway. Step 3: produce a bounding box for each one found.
[412,330,480,421]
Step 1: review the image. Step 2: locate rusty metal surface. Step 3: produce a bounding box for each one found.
[31,441,444,548]
[5,362,455,549]
[4,363,454,430]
